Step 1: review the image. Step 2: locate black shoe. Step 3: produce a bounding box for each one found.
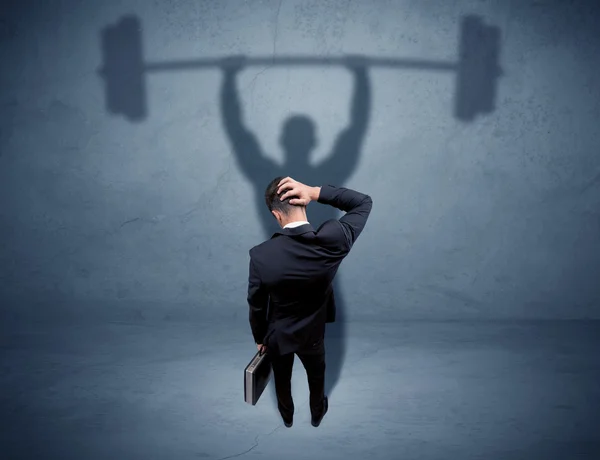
[283,416,293,428]
[311,396,328,427]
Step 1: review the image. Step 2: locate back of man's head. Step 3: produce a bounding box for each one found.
[265,176,305,216]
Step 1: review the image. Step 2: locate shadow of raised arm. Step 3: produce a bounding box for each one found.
[219,59,277,182]
[318,59,372,183]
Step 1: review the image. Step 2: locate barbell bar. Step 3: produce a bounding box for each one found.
[99,15,502,122]
[145,56,456,72]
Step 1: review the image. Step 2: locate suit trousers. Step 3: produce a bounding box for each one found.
[270,337,326,422]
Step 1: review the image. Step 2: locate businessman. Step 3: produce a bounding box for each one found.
[221,55,372,397]
[248,176,372,427]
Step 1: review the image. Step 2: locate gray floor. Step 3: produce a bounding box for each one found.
[1,317,599,460]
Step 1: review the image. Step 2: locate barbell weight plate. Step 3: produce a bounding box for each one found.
[454,15,502,122]
[100,15,146,121]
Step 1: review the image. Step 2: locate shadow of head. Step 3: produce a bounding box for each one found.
[279,115,317,165]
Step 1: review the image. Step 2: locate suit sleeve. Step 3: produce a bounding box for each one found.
[247,257,269,344]
[317,185,373,250]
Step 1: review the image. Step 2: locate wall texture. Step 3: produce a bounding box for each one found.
[1,0,599,321]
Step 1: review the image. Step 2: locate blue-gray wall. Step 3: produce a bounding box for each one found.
[1,0,599,322]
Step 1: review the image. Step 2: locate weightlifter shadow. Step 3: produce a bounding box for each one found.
[219,56,371,400]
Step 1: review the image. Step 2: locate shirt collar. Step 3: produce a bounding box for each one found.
[283,220,310,229]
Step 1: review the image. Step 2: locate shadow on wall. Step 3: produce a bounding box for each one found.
[98,15,502,124]
[97,14,502,397]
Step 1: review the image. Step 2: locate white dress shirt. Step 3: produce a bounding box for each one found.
[283,220,310,229]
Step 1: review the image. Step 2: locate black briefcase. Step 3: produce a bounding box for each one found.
[244,350,272,405]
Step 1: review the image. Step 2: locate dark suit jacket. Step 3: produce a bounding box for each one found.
[247,184,373,356]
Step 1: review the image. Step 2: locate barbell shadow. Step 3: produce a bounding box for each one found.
[99,14,503,123]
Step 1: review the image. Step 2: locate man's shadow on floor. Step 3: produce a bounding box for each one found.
[219,56,371,402]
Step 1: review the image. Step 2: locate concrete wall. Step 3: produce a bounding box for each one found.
[1,0,599,321]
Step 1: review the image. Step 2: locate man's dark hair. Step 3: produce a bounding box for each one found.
[265,176,304,216]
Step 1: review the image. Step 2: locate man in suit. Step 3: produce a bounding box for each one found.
[247,176,372,427]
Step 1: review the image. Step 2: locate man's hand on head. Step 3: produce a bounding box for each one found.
[277,177,320,206]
